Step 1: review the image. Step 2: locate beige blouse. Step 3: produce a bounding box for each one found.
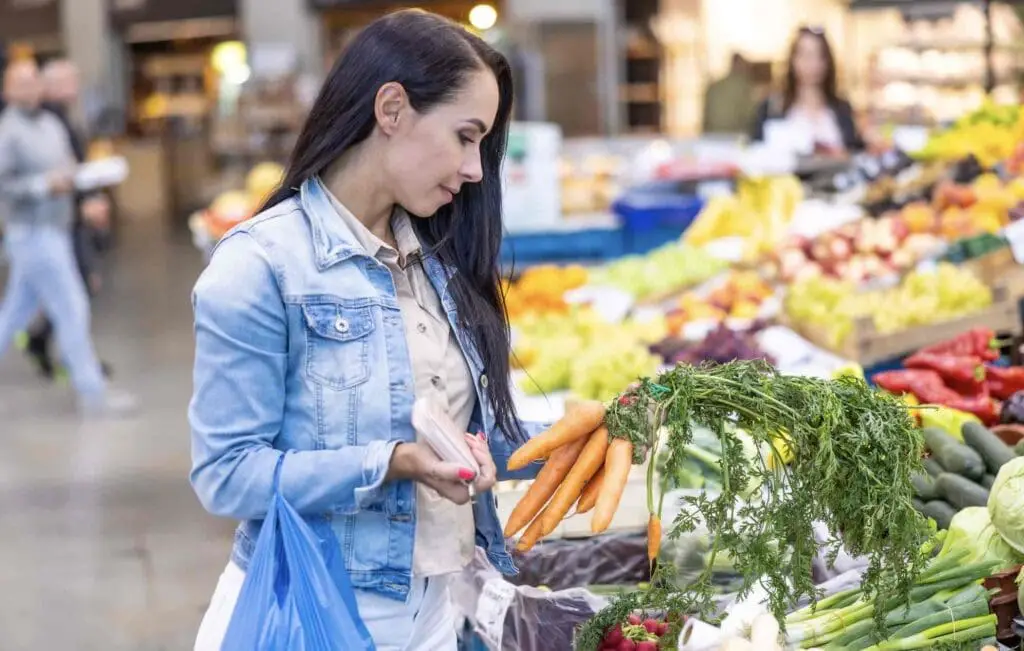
[322,181,477,577]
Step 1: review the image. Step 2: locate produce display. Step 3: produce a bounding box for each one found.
[513,309,664,401]
[504,264,589,321]
[916,101,1024,169]
[683,175,804,260]
[780,530,1003,650]
[765,214,944,285]
[665,271,774,331]
[589,243,729,302]
[649,323,774,368]
[784,263,993,350]
[871,328,1024,425]
[505,360,934,650]
[200,161,285,239]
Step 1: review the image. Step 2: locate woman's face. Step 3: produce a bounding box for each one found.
[792,34,828,88]
[383,69,501,218]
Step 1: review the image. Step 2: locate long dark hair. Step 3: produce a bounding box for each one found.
[263,9,524,443]
[783,26,838,113]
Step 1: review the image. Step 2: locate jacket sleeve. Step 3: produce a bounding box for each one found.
[188,231,400,520]
[0,128,50,202]
[490,418,553,482]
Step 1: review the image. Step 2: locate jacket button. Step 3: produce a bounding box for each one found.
[480,374,489,389]
[334,316,350,333]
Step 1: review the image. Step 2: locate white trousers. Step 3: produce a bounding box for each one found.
[194,562,459,651]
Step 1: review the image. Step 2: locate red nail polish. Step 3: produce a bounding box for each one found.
[478,431,487,441]
[458,468,476,481]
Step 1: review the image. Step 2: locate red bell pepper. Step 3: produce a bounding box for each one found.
[904,353,985,394]
[942,390,1000,425]
[984,365,1024,401]
[917,327,1000,361]
[872,369,961,402]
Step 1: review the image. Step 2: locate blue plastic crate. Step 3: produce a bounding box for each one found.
[612,191,705,233]
[500,227,625,267]
[623,225,685,254]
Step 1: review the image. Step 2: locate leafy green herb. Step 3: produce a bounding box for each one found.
[575,361,932,650]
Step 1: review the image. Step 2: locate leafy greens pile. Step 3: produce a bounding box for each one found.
[576,360,933,650]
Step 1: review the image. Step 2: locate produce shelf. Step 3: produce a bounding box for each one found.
[787,284,1023,367]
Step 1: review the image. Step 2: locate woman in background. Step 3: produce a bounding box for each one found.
[751,26,864,155]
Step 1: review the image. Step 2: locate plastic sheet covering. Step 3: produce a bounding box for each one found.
[453,548,611,651]
[509,531,651,591]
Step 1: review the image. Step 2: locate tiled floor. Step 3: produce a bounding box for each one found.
[0,222,234,650]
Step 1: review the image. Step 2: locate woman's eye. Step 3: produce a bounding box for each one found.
[459,133,476,145]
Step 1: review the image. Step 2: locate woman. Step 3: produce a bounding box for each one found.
[750,26,864,155]
[189,10,547,650]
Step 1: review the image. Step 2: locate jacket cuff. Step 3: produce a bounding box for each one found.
[354,439,402,510]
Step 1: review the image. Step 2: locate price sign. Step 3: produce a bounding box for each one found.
[1005,220,1024,264]
[474,578,516,649]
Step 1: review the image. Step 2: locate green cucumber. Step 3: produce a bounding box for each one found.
[1015,439,1024,456]
[961,421,1016,474]
[935,473,990,509]
[922,427,986,480]
[981,474,996,489]
[910,472,938,500]
[918,500,957,530]
[921,457,944,477]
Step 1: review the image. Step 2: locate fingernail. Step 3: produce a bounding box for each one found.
[478,431,487,442]
[458,468,476,481]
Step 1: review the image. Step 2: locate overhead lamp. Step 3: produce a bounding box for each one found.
[469,4,499,31]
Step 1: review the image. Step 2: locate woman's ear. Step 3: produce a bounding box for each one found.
[374,82,408,136]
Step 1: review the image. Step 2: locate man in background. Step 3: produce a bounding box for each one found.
[23,59,114,379]
[702,53,757,136]
[0,59,132,417]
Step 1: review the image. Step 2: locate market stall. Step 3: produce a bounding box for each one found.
[473,103,1024,651]
[188,100,1024,651]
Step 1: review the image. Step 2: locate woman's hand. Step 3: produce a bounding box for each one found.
[463,432,497,494]
[386,442,477,505]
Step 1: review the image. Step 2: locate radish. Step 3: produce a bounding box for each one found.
[636,642,657,651]
[642,618,659,635]
[604,625,623,645]
[656,622,669,636]
[617,639,637,651]
[627,614,642,626]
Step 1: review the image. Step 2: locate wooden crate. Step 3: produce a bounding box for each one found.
[962,248,1024,299]
[787,285,1022,367]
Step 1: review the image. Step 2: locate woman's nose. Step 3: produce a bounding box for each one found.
[460,152,483,184]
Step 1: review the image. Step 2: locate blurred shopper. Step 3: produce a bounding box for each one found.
[702,53,756,135]
[751,26,864,155]
[0,60,133,417]
[190,10,551,651]
[22,59,114,380]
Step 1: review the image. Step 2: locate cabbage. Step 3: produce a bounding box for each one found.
[988,456,1024,554]
[939,506,1023,569]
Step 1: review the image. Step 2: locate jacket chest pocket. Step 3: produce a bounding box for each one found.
[302,302,374,390]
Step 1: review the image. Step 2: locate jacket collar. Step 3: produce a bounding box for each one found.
[300,177,368,270]
[299,177,458,291]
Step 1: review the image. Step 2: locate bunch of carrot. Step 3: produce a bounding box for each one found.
[504,401,661,563]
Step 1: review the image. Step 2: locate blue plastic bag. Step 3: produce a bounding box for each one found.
[221,456,376,651]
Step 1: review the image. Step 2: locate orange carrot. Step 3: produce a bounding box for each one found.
[506,401,606,471]
[537,426,610,535]
[591,438,634,534]
[503,436,589,538]
[647,513,662,563]
[515,510,548,552]
[576,466,606,514]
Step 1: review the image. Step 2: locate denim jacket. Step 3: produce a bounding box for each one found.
[189,178,544,601]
